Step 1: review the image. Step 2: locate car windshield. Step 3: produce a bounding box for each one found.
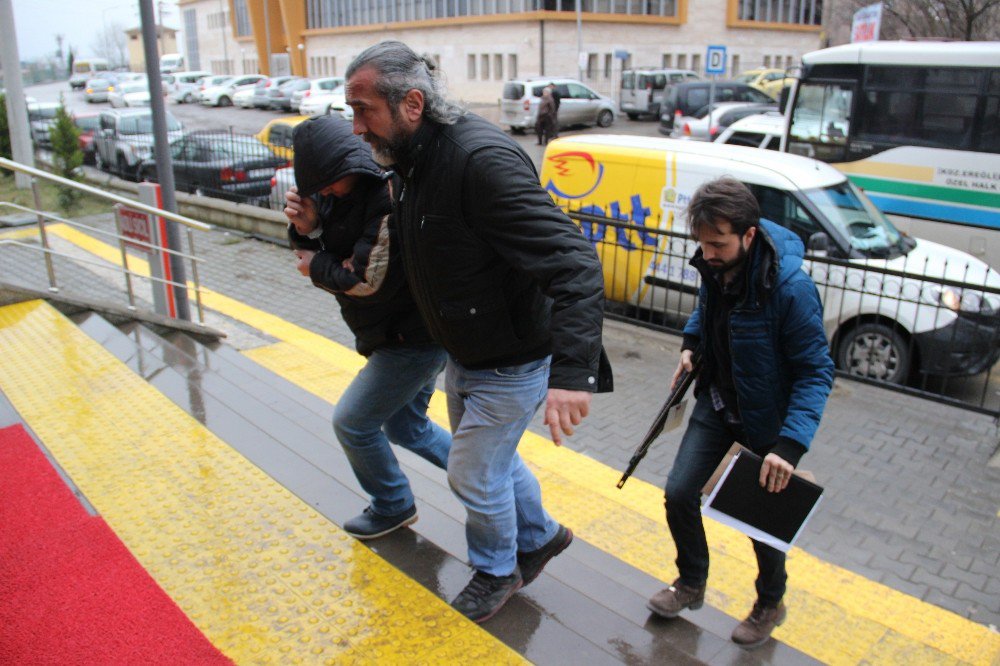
[74,116,100,131]
[119,114,182,135]
[803,181,904,256]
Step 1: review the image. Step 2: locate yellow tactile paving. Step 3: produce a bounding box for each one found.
[41,221,1000,665]
[0,300,524,665]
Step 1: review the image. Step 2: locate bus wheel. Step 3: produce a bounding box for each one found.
[837,322,910,384]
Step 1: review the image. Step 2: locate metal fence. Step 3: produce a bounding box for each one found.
[570,208,1000,417]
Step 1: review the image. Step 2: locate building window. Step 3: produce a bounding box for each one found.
[732,54,740,75]
[677,53,687,69]
[183,8,200,70]
[207,10,228,29]
[480,54,490,80]
[662,53,672,68]
[691,53,701,73]
[736,0,821,25]
[604,53,613,79]
[233,0,252,36]
[494,54,503,80]
[468,54,476,79]
[507,54,517,79]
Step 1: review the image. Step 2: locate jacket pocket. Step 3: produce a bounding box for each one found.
[438,293,522,364]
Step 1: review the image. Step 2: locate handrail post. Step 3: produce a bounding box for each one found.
[186,227,205,324]
[30,178,59,292]
[113,205,138,310]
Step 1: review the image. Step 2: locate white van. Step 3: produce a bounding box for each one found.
[69,58,111,90]
[619,68,700,120]
[160,53,185,73]
[540,135,1000,384]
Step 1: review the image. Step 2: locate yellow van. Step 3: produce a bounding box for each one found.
[540,134,1000,384]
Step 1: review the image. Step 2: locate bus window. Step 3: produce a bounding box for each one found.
[788,82,852,161]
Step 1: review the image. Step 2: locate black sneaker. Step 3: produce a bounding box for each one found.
[342,504,417,540]
[517,524,574,586]
[451,568,523,623]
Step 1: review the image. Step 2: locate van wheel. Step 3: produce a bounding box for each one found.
[596,109,614,128]
[510,127,525,135]
[626,112,639,121]
[836,322,910,384]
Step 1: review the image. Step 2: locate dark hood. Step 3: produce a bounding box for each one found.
[292,116,383,197]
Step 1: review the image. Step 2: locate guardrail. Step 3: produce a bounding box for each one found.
[570,209,1000,417]
[0,157,211,324]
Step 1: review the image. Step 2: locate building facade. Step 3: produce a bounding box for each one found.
[178,0,822,101]
[125,25,180,72]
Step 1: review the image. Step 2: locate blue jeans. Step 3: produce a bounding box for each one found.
[445,356,560,577]
[334,344,451,517]
[664,391,787,606]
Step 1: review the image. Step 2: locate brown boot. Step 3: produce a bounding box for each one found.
[647,578,706,618]
[731,601,787,648]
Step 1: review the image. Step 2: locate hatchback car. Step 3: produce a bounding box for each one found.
[299,84,351,118]
[658,81,775,132]
[170,70,212,103]
[108,81,151,108]
[250,76,297,109]
[255,116,310,161]
[27,102,62,149]
[84,77,118,103]
[670,101,778,141]
[139,132,287,204]
[291,77,345,114]
[269,78,310,111]
[501,78,616,132]
[201,74,267,107]
[734,68,790,99]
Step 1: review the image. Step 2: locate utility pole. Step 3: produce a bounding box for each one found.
[0,0,35,188]
[139,0,190,320]
[263,0,272,76]
[218,0,230,73]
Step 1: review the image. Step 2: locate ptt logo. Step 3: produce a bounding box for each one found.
[543,151,604,199]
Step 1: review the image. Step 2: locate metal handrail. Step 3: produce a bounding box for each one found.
[0,158,210,324]
[0,156,212,231]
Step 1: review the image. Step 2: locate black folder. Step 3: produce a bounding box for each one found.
[701,446,823,552]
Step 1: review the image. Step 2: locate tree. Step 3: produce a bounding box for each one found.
[49,102,83,212]
[0,93,12,172]
[91,22,128,68]
[67,48,75,79]
[828,0,1000,43]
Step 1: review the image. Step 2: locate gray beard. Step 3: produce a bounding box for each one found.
[365,130,411,167]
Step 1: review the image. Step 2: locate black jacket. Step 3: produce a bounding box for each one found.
[391,113,611,392]
[288,116,432,356]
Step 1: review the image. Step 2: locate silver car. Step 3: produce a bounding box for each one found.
[500,78,616,133]
[670,101,777,141]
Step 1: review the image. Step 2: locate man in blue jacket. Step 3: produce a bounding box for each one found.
[647,177,834,648]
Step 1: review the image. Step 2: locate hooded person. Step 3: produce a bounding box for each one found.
[284,115,452,540]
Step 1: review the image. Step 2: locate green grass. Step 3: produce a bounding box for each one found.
[0,171,113,220]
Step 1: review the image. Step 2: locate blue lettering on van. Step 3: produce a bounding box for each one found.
[579,194,658,250]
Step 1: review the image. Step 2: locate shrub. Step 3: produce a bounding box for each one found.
[49,103,84,211]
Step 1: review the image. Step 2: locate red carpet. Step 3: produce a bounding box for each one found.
[0,424,232,665]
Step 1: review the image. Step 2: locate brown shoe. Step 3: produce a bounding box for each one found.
[646,578,706,618]
[731,601,787,648]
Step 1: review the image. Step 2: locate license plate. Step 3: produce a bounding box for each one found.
[247,168,273,178]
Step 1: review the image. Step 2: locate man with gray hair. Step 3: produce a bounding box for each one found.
[346,41,612,623]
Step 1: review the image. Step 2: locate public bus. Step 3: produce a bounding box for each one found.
[782,41,1000,234]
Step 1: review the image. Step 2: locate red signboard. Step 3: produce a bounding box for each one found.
[117,206,155,253]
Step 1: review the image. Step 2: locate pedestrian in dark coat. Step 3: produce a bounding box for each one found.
[535,87,557,145]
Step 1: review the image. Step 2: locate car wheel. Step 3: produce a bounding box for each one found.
[836,322,911,384]
[626,112,639,121]
[183,92,193,104]
[510,127,525,135]
[117,155,133,181]
[596,109,614,128]
[218,95,232,107]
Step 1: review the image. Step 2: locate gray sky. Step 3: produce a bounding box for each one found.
[11,0,180,61]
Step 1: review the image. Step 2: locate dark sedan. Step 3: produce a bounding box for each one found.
[139,132,288,204]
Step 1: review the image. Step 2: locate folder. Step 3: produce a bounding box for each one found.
[701,444,823,553]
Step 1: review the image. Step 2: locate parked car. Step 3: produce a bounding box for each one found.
[501,77,616,132]
[251,76,297,109]
[69,57,111,90]
[269,78,310,111]
[94,108,184,180]
[138,131,288,204]
[108,81,151,108]
[734,67,790,99]
[619,67,701,120]
[299,84,351,118]
[290,77,345,113]
[658,80,775,132]
[255,116,309,161]
[714,111,786,149]
[201,74,267,107]
[169,70,212,103]
[234,86,256,108]
[84,76,118,103]
[27,102,62,149]
[270,164,296,207]
[72,112,102,164]
[196,75,233,102]
[670,101,778,141]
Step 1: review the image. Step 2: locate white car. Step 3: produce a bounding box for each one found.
[200,75,266,107]
[291,77,345,114]
[169,70,212,104]
[234,86,256,108]
[669,101,777,142]
[270,165,297,207]
[108,81,151,108]
[299,85,352,119]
